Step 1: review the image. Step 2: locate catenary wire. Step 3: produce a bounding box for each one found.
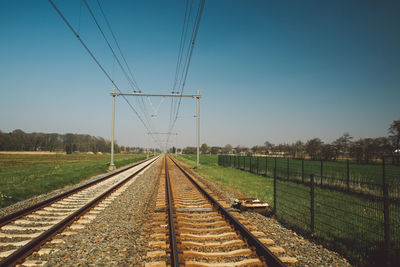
[48,0,163,150]
[167,0,205,146]
[170,0,203,129]
[168,0,192,134]
[91,0,159,146]
[83,0,161,149]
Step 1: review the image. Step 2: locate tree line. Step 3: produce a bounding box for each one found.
[0,129,141,154]
[182,120,400,164]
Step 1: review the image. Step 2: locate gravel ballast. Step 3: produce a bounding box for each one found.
[21,158,162,266]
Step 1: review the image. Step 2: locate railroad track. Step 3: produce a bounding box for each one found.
[145,155,295,266]
[0,156,159,266]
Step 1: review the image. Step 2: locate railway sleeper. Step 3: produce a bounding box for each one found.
[184,258,264,267]
[178,226,233,234]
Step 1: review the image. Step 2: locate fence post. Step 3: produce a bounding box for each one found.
[257,157,259,175]
[310,174,315,234]
[382,157,390,265]
[346,159,350,191]
[320,160,323,186]
[287,158,290,181]
[273,163,277,215]
[274,157,277,178]
[265,156,268,177]
[302,158,304,183]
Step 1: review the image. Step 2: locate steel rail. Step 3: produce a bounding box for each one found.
[0,157,154,228]
[165,158,180,267]
[168,155,285,267]
[0,157,159,267]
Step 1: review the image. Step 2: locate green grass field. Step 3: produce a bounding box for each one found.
[176,154,400,266]
[235,156,400,185]
[226,156,400,199]
[0,153,147,208]
[232,156,400,184]
[175,154,274,205]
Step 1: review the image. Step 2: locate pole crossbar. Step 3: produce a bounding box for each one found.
[109,90,201,168]
[149,132,178,135]
[112,93,200,99]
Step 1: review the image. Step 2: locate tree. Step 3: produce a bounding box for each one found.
[273,143,290,156]
[182,146,196,154]
[293,140,305,158]
[361,138,379,163]
[388,120,400,164]
[0,129,119,154]
[200,143,209,154]
[321,144,335,161]
[251,145,264,154]
[222,144,233,154]
[11,129,26,150]
[65,144,72,154]
[333,132,353,159]
[210,146,221,154]
[234,145,248,155]
[305,138,323,160]
[264,141,274,155]
[349,139,363,163]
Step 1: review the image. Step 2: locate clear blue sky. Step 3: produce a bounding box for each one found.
[0,0,399,149]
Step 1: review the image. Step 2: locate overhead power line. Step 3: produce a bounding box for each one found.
[95,0,140,92]
[169,0,193,133]
[84,0,159,146]
[82,0,138,92]
[48,0,163,150]
[167,0,205,144]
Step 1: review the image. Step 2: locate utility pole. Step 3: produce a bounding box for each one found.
[146,133,149,159]
[108,88,116,171]
[111,91,201,166]
[175,133,178,155]
[111,90,201,162]
[196,89,200,168]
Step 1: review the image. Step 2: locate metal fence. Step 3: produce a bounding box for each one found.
[218,155,400,266]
